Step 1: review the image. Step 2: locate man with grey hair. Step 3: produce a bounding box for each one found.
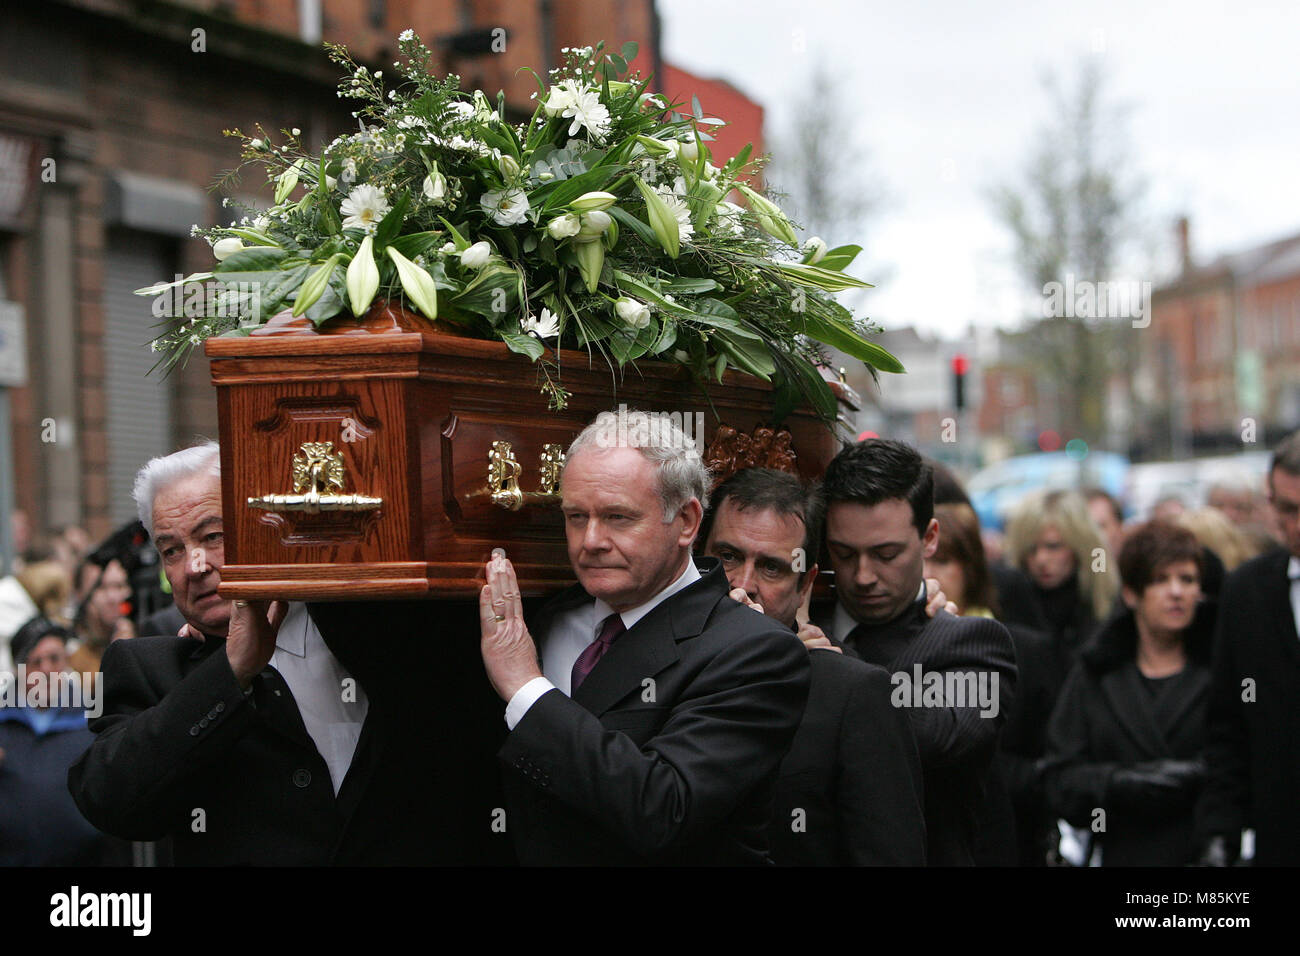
[479,409,810,864]
[68,441,381,864]
[1198,431,1300,866]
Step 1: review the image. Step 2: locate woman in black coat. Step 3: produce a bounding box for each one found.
[1043,521,1214,866]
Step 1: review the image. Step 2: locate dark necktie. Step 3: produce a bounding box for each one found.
[571,612,625,692]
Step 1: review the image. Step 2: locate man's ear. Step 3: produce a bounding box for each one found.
[677,498,704,547]
[797,563,820,605]
[922,518,940,559]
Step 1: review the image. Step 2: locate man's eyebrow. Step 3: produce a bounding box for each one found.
[191,515,223,536]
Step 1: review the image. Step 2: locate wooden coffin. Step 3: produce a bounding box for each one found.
[207,304,841,600]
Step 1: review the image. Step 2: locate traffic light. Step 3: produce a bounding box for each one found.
[952,354,969,411]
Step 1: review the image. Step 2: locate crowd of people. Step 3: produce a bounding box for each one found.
[2,415,1297,866]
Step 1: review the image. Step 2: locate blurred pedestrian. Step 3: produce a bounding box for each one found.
[1084,487,1127,559]
[1044,521,1213,866]
[1005,489,1118,670]
[67,555,134,673]
[1,618,127,865]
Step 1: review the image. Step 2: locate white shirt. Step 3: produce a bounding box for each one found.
[268,602,369,795]
[830,580,927,642]
[504,558,702,729]
[1288,556,1300,638]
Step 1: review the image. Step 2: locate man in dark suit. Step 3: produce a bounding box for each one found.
[818,439,1018,866]
[479,410,810,865]
[697,467,926,865]
[1198,432,1300,866]
[68,442,504,864]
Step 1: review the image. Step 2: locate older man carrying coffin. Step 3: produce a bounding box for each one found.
[69,442,505,864]
[479,410,811,865]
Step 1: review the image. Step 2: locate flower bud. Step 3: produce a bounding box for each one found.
[577,210,612,238]
[422,169,447,202]
[570,191,617,212]
[459,241,492,269]
[615,297,652,329]
[802,236,828,265]
[546,213,581,240]
[498,154,521,180]
[212,237,246,261]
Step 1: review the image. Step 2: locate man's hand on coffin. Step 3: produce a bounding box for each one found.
[480,549,543,702]
[226,599,290,689]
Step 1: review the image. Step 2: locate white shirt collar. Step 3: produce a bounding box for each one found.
[274,602,310,658]
[832,580,926,639]
[1288,556,1300,581]
[593,556,701,634]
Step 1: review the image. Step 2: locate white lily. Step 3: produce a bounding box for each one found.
[459,241,492,269]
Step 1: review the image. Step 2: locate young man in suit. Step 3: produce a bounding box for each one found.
[69,442,504,864]
[818,439,1018,866]
[1198,431,1300,866]
[479,410,811,865]
[698,467,926,865]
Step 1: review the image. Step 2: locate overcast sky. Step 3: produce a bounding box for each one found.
[658,0,1300,339]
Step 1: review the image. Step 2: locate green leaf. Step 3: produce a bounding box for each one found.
[774,260,874,292]
[221,228,278,247]
[714,332,774,380]
[800,311,905,373]
[304,266,348,326]
[246,264,311,320]
[451,262,521,319]
[662,277,720,294]
[621,41,639,63]
[214,247,290,273]
[292,255,343,316]
[374,191,409,248]
[389,231,445,260]
[817,244,862,271]
[500,331,545,361]
[607,206,659,247]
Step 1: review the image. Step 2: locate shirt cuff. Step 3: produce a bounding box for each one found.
[505,677,555,730]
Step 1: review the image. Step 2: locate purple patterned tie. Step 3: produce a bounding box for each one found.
[571,613,626,692]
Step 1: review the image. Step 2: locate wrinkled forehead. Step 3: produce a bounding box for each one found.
[709,499,805,553]
[152,474,224,537]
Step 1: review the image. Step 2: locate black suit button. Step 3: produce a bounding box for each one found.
[189,725,200,736]
[207,709,219,720]
[292,769,312,788]
[215,702,225,713]
[199,718,209,728]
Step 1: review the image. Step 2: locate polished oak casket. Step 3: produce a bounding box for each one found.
[207,304,841,601]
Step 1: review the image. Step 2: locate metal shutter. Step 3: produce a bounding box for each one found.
[103,232,173,523]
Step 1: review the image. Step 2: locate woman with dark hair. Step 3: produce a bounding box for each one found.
[1043,521,1214,866]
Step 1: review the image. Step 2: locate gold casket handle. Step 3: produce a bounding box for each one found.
[248,441,383,515]
[487,441,565,511]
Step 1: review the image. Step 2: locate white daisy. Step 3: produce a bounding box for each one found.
[521,308,559,340]
[655,184,695,244]
[339,184,391,234]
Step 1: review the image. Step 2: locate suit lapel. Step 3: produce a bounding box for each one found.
[569,560,725,717]
[1100,663,1172,758]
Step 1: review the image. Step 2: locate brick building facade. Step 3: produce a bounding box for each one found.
[0,0,665,546]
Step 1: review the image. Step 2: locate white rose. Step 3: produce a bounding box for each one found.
[422,171,447,202]
[212,237,245,261]
[459,241,492,269]
[542,86,575,117]
[614,297,651,329]
[577,210,612,238]
[546,213,581,239]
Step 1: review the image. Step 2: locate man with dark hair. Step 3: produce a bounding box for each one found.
[1197,431,1300,866]
[819,438,1018,866]
[699,468,926,865]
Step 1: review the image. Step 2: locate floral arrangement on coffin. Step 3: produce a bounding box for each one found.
[139,33,901,421]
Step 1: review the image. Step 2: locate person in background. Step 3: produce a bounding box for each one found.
[699,467,927,865]
[1004,489,1117,672]
[1207,474,1277,551]
[1152,493,1188,524]
[928,503,1061,866]
[1176,507,1261,600]
[1084,487,1127,560]
[1197,432,1300,866]
[1,618,128,865]
[67,556,134,673]
[1044,521,1213,866]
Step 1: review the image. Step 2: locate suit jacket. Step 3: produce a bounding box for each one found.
[500,557,811,865]
[1044,609,1212,866]
[1197,547,1300,865]
[768,648,926,866]
[68,600,508,865]
[829,595,1018,866]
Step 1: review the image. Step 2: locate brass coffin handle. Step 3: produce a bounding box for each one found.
[486,441,565,511]
[248,441,383,515]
